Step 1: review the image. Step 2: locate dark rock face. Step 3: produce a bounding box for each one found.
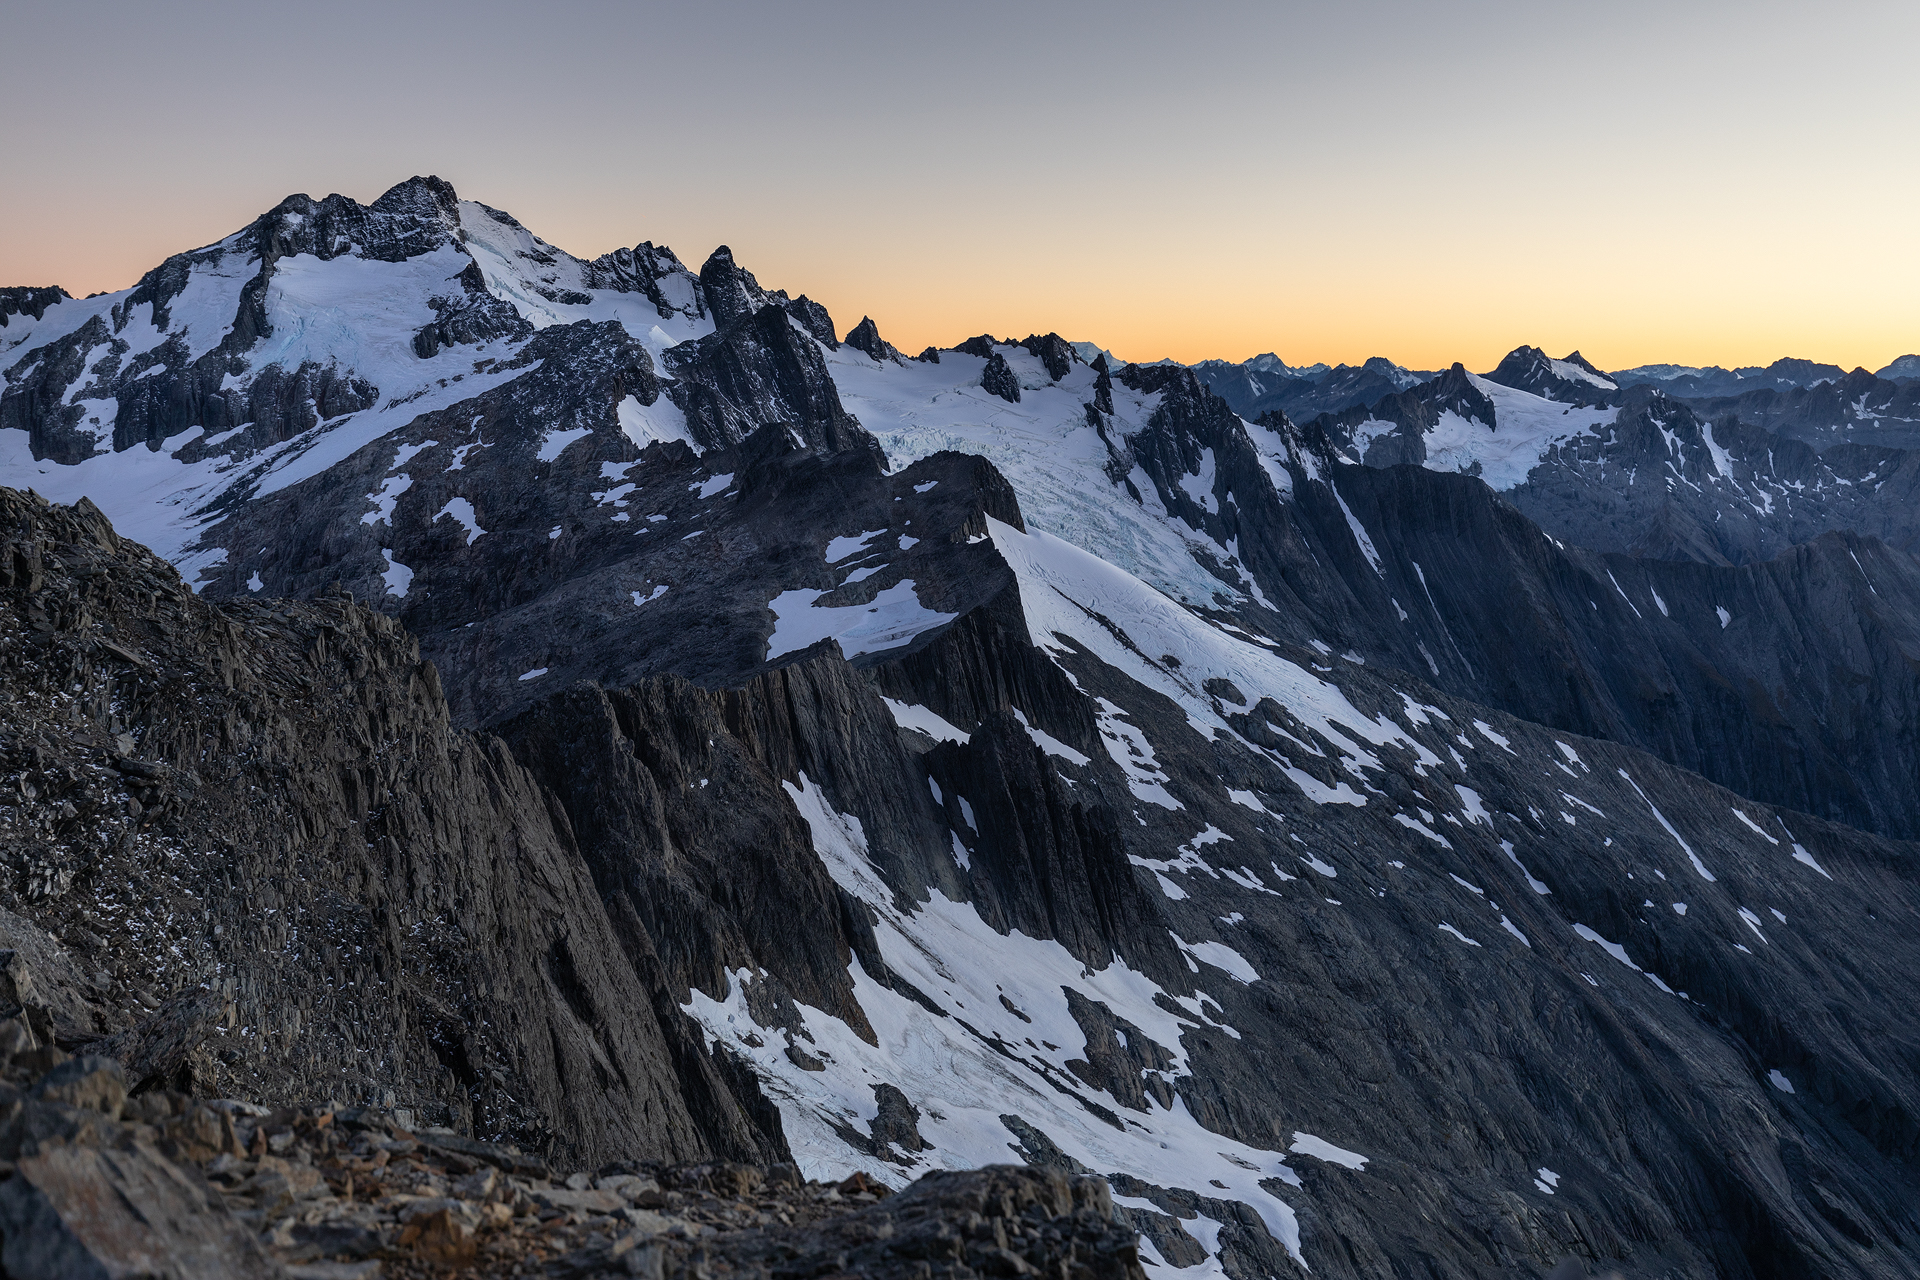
[0,487,777,1169]
[981,350,1022,402]
[0,287,69,326]
[697,245,768,332]
[844,315,900,363]
[784,295,839,349]
[1115,360,1196,398]
[926,710,1179,976]
[1020,332,1078,381]
[951,334,998,359]
[1335,467,1920,839]
[499,672,880,1038]
[665,302,878,454]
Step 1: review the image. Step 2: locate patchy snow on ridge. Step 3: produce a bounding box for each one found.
[826,344,1270,613]
[988,516,1439,801]
[1420,375,1618,490]
[683,774,1308,1274]
[1549,357,1616,391]
[454,201,712,358]
[882,697,970,744]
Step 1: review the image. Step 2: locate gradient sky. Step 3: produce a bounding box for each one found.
[4,0,1915,371]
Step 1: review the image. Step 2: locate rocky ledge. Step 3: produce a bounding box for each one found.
[0,1036,1141,1279]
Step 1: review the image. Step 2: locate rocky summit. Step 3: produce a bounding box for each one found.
[2,176,1918,1279]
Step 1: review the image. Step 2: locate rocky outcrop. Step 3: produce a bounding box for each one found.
[843,315,899,363]
[0,485,778,1169]
[0,1050,1138,1280]
[981,351,1021,403]
[696,246,767,332]
[572,238,703,321]
[785,295,839,349]
[412,268,532,359]
[1020,332,1077,382]
[0,287,68,327]
[665,301,877,454]
[0,1058,269,1279]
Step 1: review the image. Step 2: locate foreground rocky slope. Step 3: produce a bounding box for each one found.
[0,1051,1136,1279]
[0,486,779,1169]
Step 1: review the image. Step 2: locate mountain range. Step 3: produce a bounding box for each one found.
[3,176,1918,1278]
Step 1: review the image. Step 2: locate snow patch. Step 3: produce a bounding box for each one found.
[1618,770,1715,881]
[883,698,970,744]
[1289,1133,1368,1170]
[433,497,485,545]
[826,530,888,562]
[766,580,957,662]
[618,395,701,453]
[379,549,413,598]
[679,775,1309,1268]
[1010,708,1091,766]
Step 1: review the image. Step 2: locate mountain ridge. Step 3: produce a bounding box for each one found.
[4,175,1920,1278]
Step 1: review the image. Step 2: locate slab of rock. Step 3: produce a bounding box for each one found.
[526,1184,628,1214]
[26,1056,126,1119]
[0,1140,268,1280]
[982,350,1022,403]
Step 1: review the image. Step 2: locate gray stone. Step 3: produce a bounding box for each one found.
[0,1140,268,1279]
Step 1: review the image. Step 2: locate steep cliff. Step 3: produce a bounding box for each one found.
[0,486,780,1171]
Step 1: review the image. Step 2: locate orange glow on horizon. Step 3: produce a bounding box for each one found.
[16,211,1915,382]
[11,200,1915,381]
